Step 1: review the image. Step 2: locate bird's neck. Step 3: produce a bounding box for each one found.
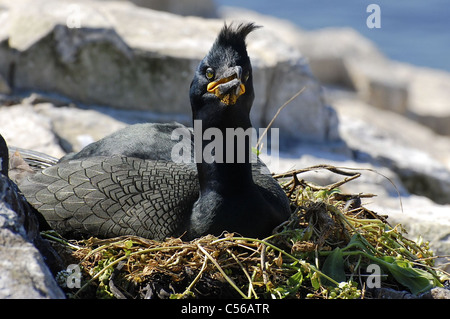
[194,119,255,194]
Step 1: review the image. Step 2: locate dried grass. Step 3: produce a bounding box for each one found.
[47,165,449,299]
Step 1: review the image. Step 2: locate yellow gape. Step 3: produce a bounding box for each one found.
[207,78,246,105]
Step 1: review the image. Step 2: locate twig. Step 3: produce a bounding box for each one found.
[178,256,208,299]
[260,243,269,287]
[227,249,258,299]
[256,86,306,150]
[273,164,404,212]
[73,245,186,298]
[197,244,248,299]
[40,231,81,250]
[212,236,340,287]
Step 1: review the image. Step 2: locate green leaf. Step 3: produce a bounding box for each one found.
[251,146,261,156]
[322,248,346,286]
[271,269,304,299]
[124,240,133,249]
[346,234,375,255]
[380,258,440,295]
[287,269,304,288]
[310,272,321,290]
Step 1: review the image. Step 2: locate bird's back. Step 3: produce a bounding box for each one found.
[20,155,199,240]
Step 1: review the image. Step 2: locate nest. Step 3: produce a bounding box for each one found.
[47,165,449,299]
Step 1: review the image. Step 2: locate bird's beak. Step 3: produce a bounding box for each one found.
[206,66,246,105]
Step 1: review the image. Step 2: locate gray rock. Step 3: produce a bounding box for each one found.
[364,76,408,114]
[370,287,450,299]
[296,27,386,88]
[294,28,412,116]
[111,0,218,18]
[0,0,338,144]
[0,200,64,299]
[220,9,410,121]
[0,139,64,298]
[0,73,10,95]
[329,88,450,204]
[0,104,66,158]
[34,103,128,153]
[399,65,450,136]
[0,210,64,298]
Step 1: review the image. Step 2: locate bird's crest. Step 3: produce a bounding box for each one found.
[214,22,261,49]
[209,22,261,57]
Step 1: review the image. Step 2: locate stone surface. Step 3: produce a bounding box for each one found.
[0,104,65,158]
[0,0,337,144]
[111,0,218,18]
[0,216,64,299]
[400,66,450,136]
[0,156,64,298]
[34,103,128,153]
[221,7,450,138]
[327,87,450,203]
[0,73,10,95]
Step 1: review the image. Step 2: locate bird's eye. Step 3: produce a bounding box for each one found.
[205,68,215,80]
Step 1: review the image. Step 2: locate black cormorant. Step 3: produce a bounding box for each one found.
[18,23,291,240]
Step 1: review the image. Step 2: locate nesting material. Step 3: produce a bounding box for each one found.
[48,165,448,299]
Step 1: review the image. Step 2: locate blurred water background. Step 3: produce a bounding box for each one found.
[215,0,450,72]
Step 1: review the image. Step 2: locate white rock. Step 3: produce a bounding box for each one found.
[0,0,337,143]
[112,0,218,18]
[391,64,450,136]
[34,103,128,153]
[0,104,65,158]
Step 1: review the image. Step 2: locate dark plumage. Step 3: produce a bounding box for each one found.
[59,122,194,162]
[18,23,291,240]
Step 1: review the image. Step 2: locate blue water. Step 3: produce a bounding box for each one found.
[215,0,450,72]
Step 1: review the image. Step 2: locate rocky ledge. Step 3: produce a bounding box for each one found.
[0,0,449,298]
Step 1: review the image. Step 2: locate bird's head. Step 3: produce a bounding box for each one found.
[190,22,260,129]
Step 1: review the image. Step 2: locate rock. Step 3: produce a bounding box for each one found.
[369,196,450,272]
[0,208,64,299]
[0,189,64,298]
[294,28,411,115]
[34,103,128,153]
[327,87,450,204]
[0,104,66,158]
[220,9,410,119]
[363,75,409,114]
[0,73,11,94]
[370,287,450,299]
[0,134,64,298]
[295,27,386,88]
[219,10,385,93]
[277,21,450,134]
[0,0,338,144]
[7,94,193,154]
[395,65,450,136]
[112,0,218,18]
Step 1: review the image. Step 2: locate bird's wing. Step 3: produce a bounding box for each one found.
[8,146,59,169]
[19,155,199,240]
